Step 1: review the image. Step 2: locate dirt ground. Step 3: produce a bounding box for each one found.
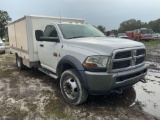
[0,49,160,120]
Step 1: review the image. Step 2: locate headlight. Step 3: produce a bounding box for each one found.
[83,56,109,70]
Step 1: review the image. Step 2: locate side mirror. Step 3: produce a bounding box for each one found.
[35,30,43,41]
[41,37,60,42]
[35,30,60,42]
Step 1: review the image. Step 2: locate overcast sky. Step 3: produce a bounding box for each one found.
[0,0,160,30]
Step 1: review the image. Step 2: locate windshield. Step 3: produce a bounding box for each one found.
[58,24,105,39]
[140,29,153,34]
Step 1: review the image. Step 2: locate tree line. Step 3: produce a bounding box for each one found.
[118,19,160,33]
[98,19,160,35]
[0,10,11,39]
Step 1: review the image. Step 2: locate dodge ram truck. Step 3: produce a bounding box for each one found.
[8,15,148,105]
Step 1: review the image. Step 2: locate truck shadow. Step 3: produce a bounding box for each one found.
[9,67,142,119]
[23,68,136,108]
[85,87,136,107]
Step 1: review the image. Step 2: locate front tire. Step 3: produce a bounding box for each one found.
[60,69,88,105]
[16,54,25,70]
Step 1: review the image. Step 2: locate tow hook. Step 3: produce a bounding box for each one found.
[114,89,123,94]
[141,78,147,83]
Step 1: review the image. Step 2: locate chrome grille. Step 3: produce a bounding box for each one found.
[136,49,145,56]
[136,57,145,65]
[114,51,131,59]
[112,60,130,69]
[112,48,145,71]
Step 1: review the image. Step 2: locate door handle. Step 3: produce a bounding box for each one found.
[40,44,44,47]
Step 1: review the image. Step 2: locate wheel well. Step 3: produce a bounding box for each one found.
[15,53,18,57]
[57,63,75,78]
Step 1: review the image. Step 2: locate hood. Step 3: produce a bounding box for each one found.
[66,37,145,55]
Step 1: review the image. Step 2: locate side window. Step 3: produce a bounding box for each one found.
[43,25,58,37]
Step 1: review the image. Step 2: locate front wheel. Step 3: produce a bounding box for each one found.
[60,69,88,105]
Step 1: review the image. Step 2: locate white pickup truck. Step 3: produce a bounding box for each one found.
[8,15,147,105]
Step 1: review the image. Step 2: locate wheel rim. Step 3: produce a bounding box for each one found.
[63,77,78,99]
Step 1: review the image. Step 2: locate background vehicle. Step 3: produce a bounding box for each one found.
[105,31,115,37]
[109,34,115,37]
[152,33,160,40]
[8,15,147,105]
[118,33,128,39]
[126,31,134,39]
[133,28,153,41]
[0,40,5,54]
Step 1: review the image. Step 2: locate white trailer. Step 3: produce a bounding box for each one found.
[8,15,84,68]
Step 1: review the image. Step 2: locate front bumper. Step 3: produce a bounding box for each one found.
[154,37,160,40]
[84,65,147,94]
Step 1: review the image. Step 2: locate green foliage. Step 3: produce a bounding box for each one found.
[141,40,160,46]
[111,29,118,36]
[148,19,160,33]
[118,19,148,33]
[118,18,160,33]
[97,25,106,33]
[0,10,12,39]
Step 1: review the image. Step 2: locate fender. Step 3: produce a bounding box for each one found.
[57,55,84,71]
[57,55,89,90]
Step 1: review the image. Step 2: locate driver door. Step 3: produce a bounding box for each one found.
[38,25,61,72]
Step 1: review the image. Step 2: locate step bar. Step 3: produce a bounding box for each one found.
[38,68,58,79]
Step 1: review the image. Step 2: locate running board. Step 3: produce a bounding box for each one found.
[38,68,58,79]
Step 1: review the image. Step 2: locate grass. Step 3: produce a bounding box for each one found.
[141,40,160,46]
[44,97,73,119]
[0,67,14,78]
[141,40,160,63]
[26,103,37,111]
[0,107,27,120]
[7,109,27,120]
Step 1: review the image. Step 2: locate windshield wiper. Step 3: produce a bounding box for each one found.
[68,36,86,39]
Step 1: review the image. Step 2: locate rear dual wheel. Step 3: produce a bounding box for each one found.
[16,54,25,70]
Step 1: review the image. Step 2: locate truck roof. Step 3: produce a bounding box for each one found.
[9,15,84,25]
